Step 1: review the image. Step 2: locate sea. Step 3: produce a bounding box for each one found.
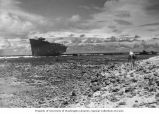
[0,54,158,65]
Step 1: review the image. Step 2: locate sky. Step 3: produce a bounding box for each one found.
[1,0,159,55]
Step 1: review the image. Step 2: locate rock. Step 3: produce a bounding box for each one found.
[101,72,110,77]
[125,88,133,93]
[149,105,156,108]
[153,72,159,77]
[91,78,98,83]
[155,93,159,101]
[38,98,46,104]
[118,102,126,106]
[133,104,139,108]
[101,87,109,91]
[93,91,101,97]
[71,90,76,97]
[62,101,69,106]
[108,96,119,102]
[88,93,93,97]
[156,81,159,86]
[131,79,138,83]
[111,88,119,93]
[90,85,101,92]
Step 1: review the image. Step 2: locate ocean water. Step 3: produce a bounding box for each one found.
[0,54,157,65]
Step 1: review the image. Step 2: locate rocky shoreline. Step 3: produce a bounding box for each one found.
[0,56,159,108]
[69,56,159,108]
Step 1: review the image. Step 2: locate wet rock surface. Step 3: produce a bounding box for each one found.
[0,56,159,108]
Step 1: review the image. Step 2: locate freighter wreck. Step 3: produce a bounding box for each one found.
[29,38,67,56]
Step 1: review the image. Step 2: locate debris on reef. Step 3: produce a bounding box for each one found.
[0,56,159,108]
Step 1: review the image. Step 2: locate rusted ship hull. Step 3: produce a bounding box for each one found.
[29,38,67,56]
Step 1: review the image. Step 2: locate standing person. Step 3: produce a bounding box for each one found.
[128,50,136,69]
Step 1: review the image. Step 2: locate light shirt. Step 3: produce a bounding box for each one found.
[129,51,134,56]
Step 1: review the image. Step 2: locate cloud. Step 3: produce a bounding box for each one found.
[108,25,116,29]
[83,0,159,38]
[79,5,103,11]
[0,0,48,37]
[0,0,49,55]
[146,28,158,32]
[114,11,131,18]
[140,22,159,27]
[0,38,10,49]
[0,0,46,23]
[0,36,31,55]
[0,12,35,35]
[112,29,122,34]
[69,14,81,22]
[28,31,107,40]
[145,0,159,15]
[79,5,92,10]
[114,19,132,25]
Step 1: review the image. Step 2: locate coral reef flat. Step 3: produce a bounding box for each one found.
[0,55,159,108]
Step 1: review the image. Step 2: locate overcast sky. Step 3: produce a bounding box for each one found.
[1,0,159,55]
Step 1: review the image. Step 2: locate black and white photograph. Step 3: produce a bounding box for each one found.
[1,0,159,111]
